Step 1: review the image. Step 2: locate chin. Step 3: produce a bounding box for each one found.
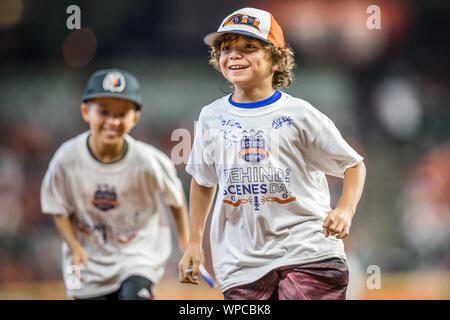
[101,134,123,145]
[229,78,250,87]
[226,73,250,83]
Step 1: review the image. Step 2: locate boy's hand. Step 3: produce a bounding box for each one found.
[178,243,204,285]
[71,243,88,282]
[323,207,353,239]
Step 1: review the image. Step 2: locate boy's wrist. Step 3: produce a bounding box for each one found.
[335,204,356,217]
[189,237,203,246]
[189,227,205,244]
[68,240,83,252]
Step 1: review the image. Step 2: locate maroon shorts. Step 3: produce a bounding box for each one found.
[223,258,349,300]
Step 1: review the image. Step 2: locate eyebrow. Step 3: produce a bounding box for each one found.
[244,37,258,42]
[221,37,259,46]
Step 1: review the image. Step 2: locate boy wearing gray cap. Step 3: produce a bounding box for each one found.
[41,69,190,300]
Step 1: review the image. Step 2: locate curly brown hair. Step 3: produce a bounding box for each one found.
[208,33,295,90]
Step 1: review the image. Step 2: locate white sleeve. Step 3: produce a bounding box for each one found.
[40,152,74,217]
[152,154,185,208]
[303,108,363,178]
[185,111,219,187]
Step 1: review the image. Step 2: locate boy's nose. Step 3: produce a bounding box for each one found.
[229,48,243,59]
[106,116,121,125]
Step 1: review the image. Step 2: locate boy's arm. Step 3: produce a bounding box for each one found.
[168,202,190,253]
[323,161,366,239]
[53,215,88,280]
[178,178,216,285]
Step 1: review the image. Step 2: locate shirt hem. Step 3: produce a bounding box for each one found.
[67,271,160,299]
[341,157,364,174]
[68,283,122,299]
[186,169,217,188]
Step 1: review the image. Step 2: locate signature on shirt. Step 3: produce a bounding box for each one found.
[218,116,243,129]
[217,116,243,145]
[272,116,292,129]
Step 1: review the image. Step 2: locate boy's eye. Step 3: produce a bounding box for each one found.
[221,46,229,51]
[100,110,109,116]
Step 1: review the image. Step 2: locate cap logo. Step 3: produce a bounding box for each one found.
[222,14,261,32]
[103,71,126,93]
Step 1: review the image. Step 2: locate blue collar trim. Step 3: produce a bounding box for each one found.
[229,91,281,109]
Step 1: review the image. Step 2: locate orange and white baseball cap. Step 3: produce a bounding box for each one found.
[204,7,285,49]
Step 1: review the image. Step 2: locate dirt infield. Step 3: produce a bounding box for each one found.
[0,278,223,300]
[0,272,448,300]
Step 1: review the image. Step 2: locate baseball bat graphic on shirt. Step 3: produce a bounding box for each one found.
[184,264,217,288]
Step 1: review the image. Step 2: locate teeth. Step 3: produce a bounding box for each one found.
[230,66,246,69]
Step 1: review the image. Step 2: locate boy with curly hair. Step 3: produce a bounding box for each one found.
[179,8,366,300]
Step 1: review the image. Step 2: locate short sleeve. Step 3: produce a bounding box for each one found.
[185,111,219,187]
[303,110,363,178]
[152,153,185,208]
[40,154,74,217]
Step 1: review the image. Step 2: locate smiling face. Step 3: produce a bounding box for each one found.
[218,34,278,92]
[81,97,140,146]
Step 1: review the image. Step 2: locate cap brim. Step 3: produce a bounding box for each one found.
[203,30,272,47]
[82,93,142,110]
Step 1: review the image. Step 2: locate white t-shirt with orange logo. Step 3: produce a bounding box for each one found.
[41,131,185,298]
[186,91,363,292]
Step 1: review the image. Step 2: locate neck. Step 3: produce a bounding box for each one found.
[88,134,126,163]
[232,84,275,103]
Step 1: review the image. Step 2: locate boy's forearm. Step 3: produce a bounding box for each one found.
[189,179,217,244]
[169,204,190,250]
[336,161,366,217]
[53,215,81,250]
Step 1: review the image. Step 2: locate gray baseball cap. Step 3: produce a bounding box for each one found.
[82,68,142,110]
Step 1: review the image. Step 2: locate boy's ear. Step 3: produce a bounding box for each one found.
[133,110,141,125]
[272,63,280,72]
[81,103,90,122]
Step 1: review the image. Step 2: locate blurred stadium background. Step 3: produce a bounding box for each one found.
[0,0,448,299]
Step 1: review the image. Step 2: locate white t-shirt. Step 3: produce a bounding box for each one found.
[41,131,185,298]
[186,91,363,292]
